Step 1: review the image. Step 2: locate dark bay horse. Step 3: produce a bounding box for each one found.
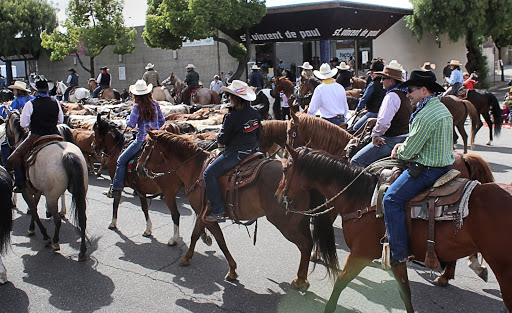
[0,165,14,284]
[457,89,502,145]
[275,146,512,313]
[136,130,338,289]
[440,95,479,154]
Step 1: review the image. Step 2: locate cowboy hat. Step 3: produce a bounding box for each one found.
[398,70,445,93]
[330,57,339,63]
[100,66,109,70]
[298,62,313,70]
[367,60,385,73]
[129,79,153,96]
[336,62,350,70]
[30,75,52,92]
[68,68,76,72]
[420,62,436,71]
[251,64,260,70]
[8,81,30,92]
[186,64,196,69]
[220,80,256,101]
[145,63,155,70]
[375,61,404,82]
[449,60,463,67]
[313,63,338,80]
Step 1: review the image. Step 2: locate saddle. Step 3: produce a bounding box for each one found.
[68,86,79,96]
[26,135,64,166]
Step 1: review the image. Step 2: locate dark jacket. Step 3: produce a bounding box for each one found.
[249,71,264,88]
[336,70,352,88]
[69,73,79,87]
[383,90,412,137]
[30,97,60,136]
[217,104,261,152]
[99,73,110,86]
[366,77,386,113]
[185,70,199,88]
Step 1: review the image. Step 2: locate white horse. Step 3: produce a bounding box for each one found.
[55,81,90,103]
[0,166,14,284]
[5,110,89,261]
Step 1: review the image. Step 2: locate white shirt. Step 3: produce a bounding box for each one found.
[20,98,64,128]
[209,80,224,93]
[372,92,408,138]
[307,81,348,118]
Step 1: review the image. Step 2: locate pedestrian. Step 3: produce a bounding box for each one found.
[93,66,111,98]
[142,63,160,87]
[203,80,260,223]
[445,60,464,95]
[183,64,199,105]
[280,91,290,120]
[463,72,477,90]
[307,63,349,125]
[248,64,264,90]
[64,68,79,101]
[209,75,224,95]
[107,80,165,199]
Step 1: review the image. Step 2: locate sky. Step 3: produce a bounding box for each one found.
[53,0,412,28]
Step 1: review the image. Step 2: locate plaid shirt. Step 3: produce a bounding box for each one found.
[127,101,165,141]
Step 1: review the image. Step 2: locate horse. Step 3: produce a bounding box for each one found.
[297,76,320,110]
[163,73,186,98]
[151,86,174,102]
[88,78,121,100]
[440,95,478,154]
[275,146,512,313]
[351,76,366,90]
[55,81,90,103]
[345,89,363,98]
[273,76,297,113]
[4,110,88,261]
[258,120,288,158]
[136,130,339,289]
[0,89,14,103]
[457,89,502,145]
[250,89,275,120]
[0,165,14,284]
[70,127,106,176]
[191,88,221,105]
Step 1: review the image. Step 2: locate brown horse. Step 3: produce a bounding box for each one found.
[70,128,107,176]
[351,76,366,90]
[273,76,296,104]
[88,78,121,100]
[440,95,479,154]
[191,88,221,105]
[165,72,186,97]
[275,146,512,313]
[345,88,362,98]
[457,89,502,145]
[136,130,339,289]
[258,120,288,157]
[297,76,320,110]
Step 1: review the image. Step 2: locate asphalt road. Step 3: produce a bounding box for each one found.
[1,102,511,312]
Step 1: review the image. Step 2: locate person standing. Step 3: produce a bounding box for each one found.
[383,70,454,270]
[64,68,79,101]
[93,66,111,98]
[203,80,260,223]
[183,64,199,105]
[307,63,349,125]
[209,75,224,95]
[248,64,264,90]
[463,72,477,90]
[107,80,165,199]
[142,63,160,87]
[445,60,464,95]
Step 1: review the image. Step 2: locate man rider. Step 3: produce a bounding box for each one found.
[142,63,160,87]
[64,68,79,101]
[183,64,199,105]
[93,66,111,98]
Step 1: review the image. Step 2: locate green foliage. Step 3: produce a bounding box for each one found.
[0,0,57,57]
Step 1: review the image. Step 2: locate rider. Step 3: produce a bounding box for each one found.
[1,81,34,192]
[142,63,160,87]
[203,80,260,223]
[248,64,264,91]
[64,68,79,101]
[6,76,64,192]
[93,66,111,98]
[107,80,165,199]
[445,60,463,95]
[336,62,352,89]
[183,64,199,105]
[384,69,454,269]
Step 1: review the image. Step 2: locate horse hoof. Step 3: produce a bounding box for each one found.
[52,243,60,251]
[142,231,152,237]
[225,271,238,281]
[46,211,52,218]
[59,212,65,218]
[201,233,212,246]
[290,278,310,291]
[78,253,87,262]
[179,258,190,267]
[27,230,35,236]
[167,237,182,246]
[44,238,52,246]
[108,222,117,230]
[478,267,489,282]
[486,141,492,146]
[432,276,449,287]
[0,273,7,285]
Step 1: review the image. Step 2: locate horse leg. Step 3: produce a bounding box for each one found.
[23,191,50,243]
[433,261,456,286]
[60,195,66,217]
[391,264,414,313]
[48,199,62,252]
[108,196,121,230]
[468,253,488,282]
[456,122,468,154]
[324,254,370,313]
[161,188,182,246]
[139,196,152,237]
[0,255,7,284]
[482,112,493,145]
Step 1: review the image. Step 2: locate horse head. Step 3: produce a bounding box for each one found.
[4,109,26,147]
[275,144,306,209]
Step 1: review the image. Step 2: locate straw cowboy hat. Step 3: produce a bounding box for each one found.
[145,63,155,70]
[420,62,436,71]
[336,62,351,70]
[399,70,445,93]
[449,60,463,67]
[220,80,256,101]
[298,62,313,70]
[186,64,196,69]
[374,61,405,82]
[8,81,30,92]
[313,63,338,80]
[251,64,260,70]
[129,79,153,96]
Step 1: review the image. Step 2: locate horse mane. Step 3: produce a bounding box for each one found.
[96,116,124,146]
[261,120,288,144]
[294,147,377,201]
[462,153,495,183]
[8,111,28,139]
[297,114,353,156]
[155,131,208,161]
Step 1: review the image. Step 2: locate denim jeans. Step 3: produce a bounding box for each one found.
[323,116,345,125]
[352,111,378,133]
[93,85,109,98]
[383,165,450,261]
[112,140,144,190]
[350,136,407,168]
[204,148,256,216]
[1,141,25,187]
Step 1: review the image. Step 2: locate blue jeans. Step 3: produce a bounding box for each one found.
[112,140,144,190]
[350,136,407,168]
[204,148,256,216]
[352,111,378,133]
[323,116,345,125]
[1,141,25,187]
[93,85,109,98]
[383,165,450,261]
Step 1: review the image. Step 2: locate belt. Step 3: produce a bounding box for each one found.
[328,114,344,119]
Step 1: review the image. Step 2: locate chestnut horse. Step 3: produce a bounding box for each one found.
[441,95,478,154]
[297,76,320,110]
[351,76,366,90]
[273,76,297,111]
[275,146,512,313]
[258,120,288,158]
[88,78,121,100]
[0,165,14,284]
[136,130,339,289]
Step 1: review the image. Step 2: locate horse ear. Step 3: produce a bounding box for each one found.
[147,130,157,139]
[97,113,101,122]
[285,142,298,159]
[305,139,312,148]
[290,107,299,124]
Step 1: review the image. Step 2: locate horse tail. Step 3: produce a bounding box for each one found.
[58,124,75,143]
[113,89,121,100]
[462,99,479,149]
[487,92,502,137]
[62,153,87,230]
[0,168,13,254]
[311,190,340,280]
[462,153,495,183]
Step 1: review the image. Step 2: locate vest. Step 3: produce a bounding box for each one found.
[69,73,79,87]
[366,77,386,113]
[30,97,60,136]
[383,90,412,137]
[99,73,110,86]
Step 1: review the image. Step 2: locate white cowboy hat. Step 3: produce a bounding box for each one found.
[220,80,256,101]
[145,63,155,70]
[336,62,350,70]
[388,60,403,71]
[420,62,436,71]
[8,81,30,92]
[251,64,260,70]
[186,64,196,69]
[313,63,338,80]
[298,62,313,70]
[450,60,463,66]
[129,79,153,96]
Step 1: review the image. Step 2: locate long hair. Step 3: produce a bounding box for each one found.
[134,93,156,121]
[230,95,250,111]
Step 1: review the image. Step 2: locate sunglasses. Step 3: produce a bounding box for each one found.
[407,87,422,94]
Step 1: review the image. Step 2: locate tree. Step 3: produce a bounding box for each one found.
[0,0,58,84]
[41,0,137,78]
[143,0,267,81]
[406,0,512,87]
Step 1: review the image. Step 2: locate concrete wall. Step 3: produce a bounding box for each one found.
[36,27,241,91]
[374,18,468,83]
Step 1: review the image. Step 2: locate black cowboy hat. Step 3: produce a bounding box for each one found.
[30,75,50,92]
[68,68,76,72]
[368,61,384,72]
[398,70,445,93]
[330,57,339,63]
[100,66,109,70]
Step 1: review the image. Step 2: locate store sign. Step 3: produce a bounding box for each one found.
[182,37,215,47]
